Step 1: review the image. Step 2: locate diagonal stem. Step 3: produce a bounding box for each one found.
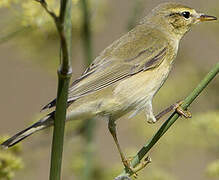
[117,62,219,178]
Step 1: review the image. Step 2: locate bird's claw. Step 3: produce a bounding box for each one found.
[123,156,152,178]
[174,101,192,118]
[123,158,138,178]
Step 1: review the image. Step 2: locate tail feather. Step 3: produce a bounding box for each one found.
[1,113,54,149]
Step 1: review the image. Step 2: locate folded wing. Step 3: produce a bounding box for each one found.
[42,26,168,110]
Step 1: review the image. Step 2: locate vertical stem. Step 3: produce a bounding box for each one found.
[81,0,93,65]
[80,0,95,179]
[49,76,71,180]
[49,0,72,179]
[127,0,144,30]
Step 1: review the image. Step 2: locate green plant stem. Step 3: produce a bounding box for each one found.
[49,0,72,180]
[81,0,92,65]
[80,0,95,179]
[127,0,144,30]
[117,62,219,178]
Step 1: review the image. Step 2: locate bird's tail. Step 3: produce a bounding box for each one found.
[1,112,54,149]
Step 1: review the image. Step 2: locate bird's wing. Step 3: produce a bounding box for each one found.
[42,27,168,110]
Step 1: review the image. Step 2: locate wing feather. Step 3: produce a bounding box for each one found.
[42,26,168,110]
[67,45,167,102]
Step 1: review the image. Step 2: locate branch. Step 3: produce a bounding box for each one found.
[116,62,219,178]
[34,0,58,22]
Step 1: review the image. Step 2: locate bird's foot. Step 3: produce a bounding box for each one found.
[174,101,192,118]
[123,158,138,178]
[123,156,152,178]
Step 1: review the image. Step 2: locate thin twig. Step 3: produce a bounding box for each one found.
[116,62,219,178]
[34,0,58,22]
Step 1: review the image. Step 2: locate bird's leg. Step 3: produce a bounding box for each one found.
[108,119,134,174]
[155,103,178,121]
[155,100,192,121]
[108,118,151,176]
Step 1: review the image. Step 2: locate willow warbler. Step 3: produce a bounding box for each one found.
[1,2,217,173]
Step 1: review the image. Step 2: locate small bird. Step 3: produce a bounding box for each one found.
[1,2,217,174]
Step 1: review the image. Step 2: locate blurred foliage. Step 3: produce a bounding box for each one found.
[70,148,178,180]
[0,0,218,180]
[0,0,108,70]
[0,0,107,35]
[206,160,219,178]
[191,111,219,149]
[70,147,129,180]
[141,169,177,180]
[0,136,23,180]
[0,0,18,8]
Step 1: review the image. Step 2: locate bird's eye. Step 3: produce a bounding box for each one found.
[182,11,190,19]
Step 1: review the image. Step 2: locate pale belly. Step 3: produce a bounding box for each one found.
[110,61,171,117]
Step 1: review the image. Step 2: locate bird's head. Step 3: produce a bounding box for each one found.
[143,2,217,39]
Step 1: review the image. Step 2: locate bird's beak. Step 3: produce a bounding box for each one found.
[198,14,217,22]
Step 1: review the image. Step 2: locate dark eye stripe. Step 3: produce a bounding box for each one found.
[169,12,181,17]
[169,12,192,19]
